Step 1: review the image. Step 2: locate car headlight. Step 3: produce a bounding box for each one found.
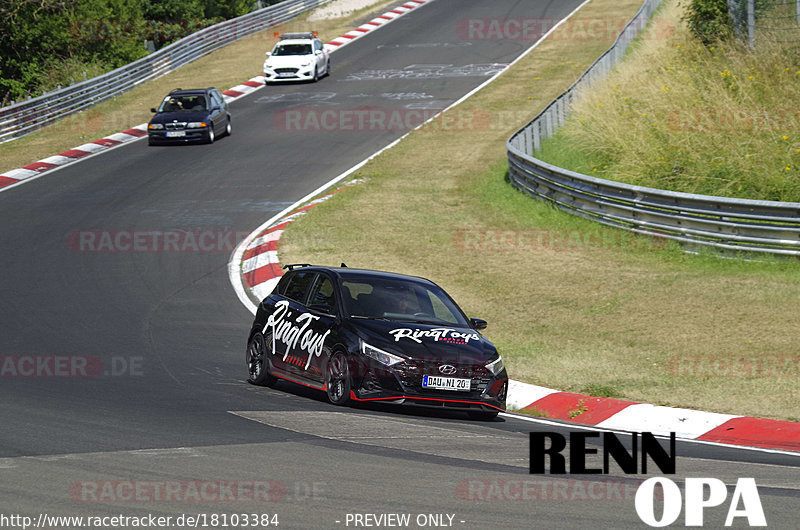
[300,61,312,67]
[361,341,404,367]
[148,123,163,130]
[264,62,273,70]
[186,122,208,128]
[485,355,504,376]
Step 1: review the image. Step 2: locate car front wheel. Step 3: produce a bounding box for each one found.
[325,352,351,405]
[206,125,215,144]
[224,118,232,137]
[247,332,276,386]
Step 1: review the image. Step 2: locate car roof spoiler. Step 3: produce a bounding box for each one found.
[283,263,312,270]
[282,263,348,271]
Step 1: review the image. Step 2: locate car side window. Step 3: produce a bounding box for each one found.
[307,275,337,315]
[282,272,316,304]
[210,91,222,109]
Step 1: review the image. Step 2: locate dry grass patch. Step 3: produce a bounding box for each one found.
[0,0,399,173]
[540,0,800,201]
[281,0,800,420]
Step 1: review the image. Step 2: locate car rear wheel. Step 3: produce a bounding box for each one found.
[325,352,351,405]
[247,332,276,386]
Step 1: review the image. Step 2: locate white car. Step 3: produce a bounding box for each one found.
[263,32,330,84]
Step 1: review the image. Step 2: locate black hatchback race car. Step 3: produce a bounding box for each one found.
[246,265,508,419]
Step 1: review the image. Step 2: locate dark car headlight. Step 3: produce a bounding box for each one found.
[148,123,163,130]
[485,355,505,376]
[186,122,208,129]
[361,341,404,367]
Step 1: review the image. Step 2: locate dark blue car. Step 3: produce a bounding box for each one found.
[147,88,231,145]
[246,265,508,420]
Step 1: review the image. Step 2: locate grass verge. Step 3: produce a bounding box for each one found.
[280,0,800,421]
[538,0,800,201]
[0,0,399,173]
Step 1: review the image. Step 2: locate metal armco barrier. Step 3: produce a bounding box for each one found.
[507,0,800,256]
[0,0,330,143]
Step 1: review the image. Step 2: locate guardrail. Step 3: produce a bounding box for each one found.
[0,0,330,144]
[506,0,800,256]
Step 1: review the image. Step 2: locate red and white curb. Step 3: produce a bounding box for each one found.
[0,0,434,192]
[508,380,800,452]
[323,0,430,52]
[240,193,340,302]
[0,125,148,189]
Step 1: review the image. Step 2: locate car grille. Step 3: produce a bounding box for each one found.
[397,360,492,393]
[164,122,187,131]
[274,68,298,74]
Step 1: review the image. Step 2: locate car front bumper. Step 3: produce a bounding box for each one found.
[263,68,316,83]
[350,360,508,412]
[148,129,208,144]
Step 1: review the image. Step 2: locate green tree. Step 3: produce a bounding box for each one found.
[0,0,74,99]
[681,0,731,44]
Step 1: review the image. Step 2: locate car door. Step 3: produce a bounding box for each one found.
[313,39,326,74]
[209,90,226,134]
[264,270,317,375]
[301,273,338,382]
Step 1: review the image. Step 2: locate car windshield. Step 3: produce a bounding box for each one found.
[158,95,207,112]
[273,43,312,56]
[341,277,469,327]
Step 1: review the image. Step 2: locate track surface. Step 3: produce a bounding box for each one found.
[0,0,797,527]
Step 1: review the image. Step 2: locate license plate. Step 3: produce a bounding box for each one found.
[422,375,470,392]
[166,131,185,137]
[278,72,295,78]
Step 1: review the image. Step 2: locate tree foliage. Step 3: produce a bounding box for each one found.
[681,0,732,44]
[0,0,265,104]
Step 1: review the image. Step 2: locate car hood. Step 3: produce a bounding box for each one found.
[149,111,209,124]
[351,319,497,364]
[264,55,313,69]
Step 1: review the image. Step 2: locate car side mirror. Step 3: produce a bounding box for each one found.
[265,52,272,57]
[470,318,487,331]
[150,108,157,113]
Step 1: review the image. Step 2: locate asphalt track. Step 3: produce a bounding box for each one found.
[0,0,797,528]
